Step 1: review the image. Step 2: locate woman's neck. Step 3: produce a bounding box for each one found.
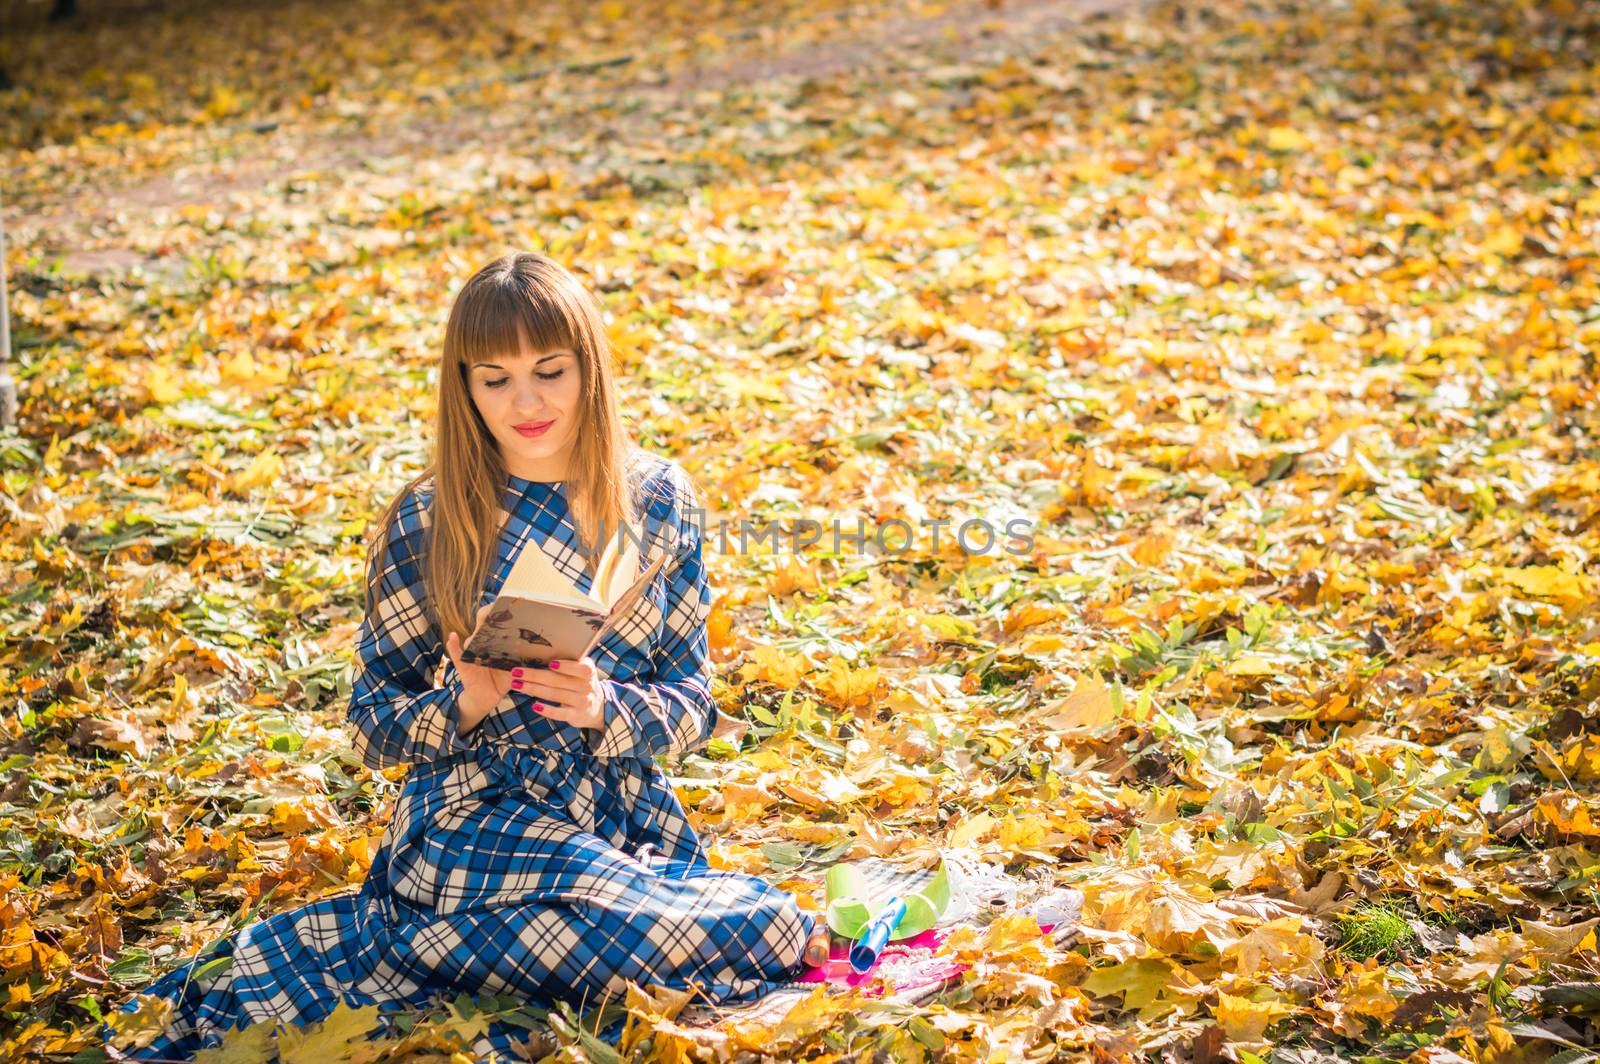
[504,453,571,483]
[507,468,567,483]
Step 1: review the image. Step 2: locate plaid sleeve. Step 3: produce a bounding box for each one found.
[346,485,476,771]
[587,465,716,761]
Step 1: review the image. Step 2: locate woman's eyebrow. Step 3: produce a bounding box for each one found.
[474,351,572,370]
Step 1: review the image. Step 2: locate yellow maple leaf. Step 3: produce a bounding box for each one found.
[767,556,820,596]
[782,817,844,844]
[1146,889,1243,956]
[706,599,734,653]
[220,350,289,390]
[741,644,811,689]
[1040,673,1120,731]
[276,1002,385,1063]
[1020,632,1071,655]
[1216,992,1295,1041]
[1534,736,1600,783]
[744,748,791,773]
[947,811,996,848]
[270,796,344,834]
[229,449,286,496]
[771,984,854,1039]
[143,363,184,404]
[1004,602,1063,633]
[705,842,768,874]
[855,183,907,211]
[203,84,242,120]
[1266,126,1310,151]
[192,1018,276,1061]
[1482,225,1524,257]
[1537,791,1600,837]
[1496,564,1593,612]
[997,812,1049,854]
[778,767,866,810]
[1227,916,1324,979]
[922,612,981,643]
[1519,915,1600,959]
[1226,655,1278,676]
[814,656,884,708]
[1340,965,1397,1022]
[106,995,175,1051]
[1080,957,1182,1012]
[983,911,1045,952]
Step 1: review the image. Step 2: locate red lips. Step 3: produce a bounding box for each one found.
[514,420,553,437]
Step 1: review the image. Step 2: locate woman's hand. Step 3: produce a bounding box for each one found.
[444,604,516,734]
[511,656,606,732]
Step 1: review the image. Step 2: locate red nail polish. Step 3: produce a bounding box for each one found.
[550,661,560,670]
[512,680,523,689]
[533,704,545,713]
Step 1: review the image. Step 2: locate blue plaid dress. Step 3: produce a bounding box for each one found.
[113,457,815,1060]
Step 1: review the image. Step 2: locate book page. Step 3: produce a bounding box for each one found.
[588,544,672,647]
[601,530,644,605]
[501,530,601,609]
[592,527,624,596]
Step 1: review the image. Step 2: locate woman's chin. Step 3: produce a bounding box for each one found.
[502,435,574,474]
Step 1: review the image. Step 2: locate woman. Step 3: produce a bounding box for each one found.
[114,252,816,1060]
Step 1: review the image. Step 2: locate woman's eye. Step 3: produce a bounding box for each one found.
[482,369,563,388]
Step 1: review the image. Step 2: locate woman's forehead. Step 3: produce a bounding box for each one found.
[468,345,576,367]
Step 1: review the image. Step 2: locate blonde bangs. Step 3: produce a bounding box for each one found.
[452,272,589,370]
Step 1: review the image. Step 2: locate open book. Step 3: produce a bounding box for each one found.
[458,523,673,671]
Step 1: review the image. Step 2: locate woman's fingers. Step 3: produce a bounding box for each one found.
[447,630,489,679]
[510,675,577,705]
[446,631,487,684]
[533,702,584,726]
[508,659,595,707]
[553,657,597,677]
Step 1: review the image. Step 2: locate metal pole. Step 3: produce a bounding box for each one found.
[0,179,15,432]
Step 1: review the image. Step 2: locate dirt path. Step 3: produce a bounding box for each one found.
[13,0,1146,274]
[652,0,1138,93]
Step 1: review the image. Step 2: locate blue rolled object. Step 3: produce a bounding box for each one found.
[849,896,908,974]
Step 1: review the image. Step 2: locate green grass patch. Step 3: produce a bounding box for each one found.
[1336,899,1419,962]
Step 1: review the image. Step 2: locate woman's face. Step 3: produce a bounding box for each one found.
[466,340,583,482]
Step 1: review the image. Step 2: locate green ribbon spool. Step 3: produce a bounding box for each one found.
[824,858,951,942]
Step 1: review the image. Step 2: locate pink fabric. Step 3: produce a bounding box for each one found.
[795,923,1058,997]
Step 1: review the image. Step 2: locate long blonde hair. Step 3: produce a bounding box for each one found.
[363,251,648,643]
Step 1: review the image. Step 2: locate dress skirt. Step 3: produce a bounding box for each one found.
[114,739,814,1060]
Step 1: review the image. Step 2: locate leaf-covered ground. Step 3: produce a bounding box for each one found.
[3,0,1599,1059]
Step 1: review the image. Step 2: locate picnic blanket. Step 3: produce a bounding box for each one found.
[675,849,1083,1028]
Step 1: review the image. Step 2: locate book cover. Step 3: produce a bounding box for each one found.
[458,523,673,671]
